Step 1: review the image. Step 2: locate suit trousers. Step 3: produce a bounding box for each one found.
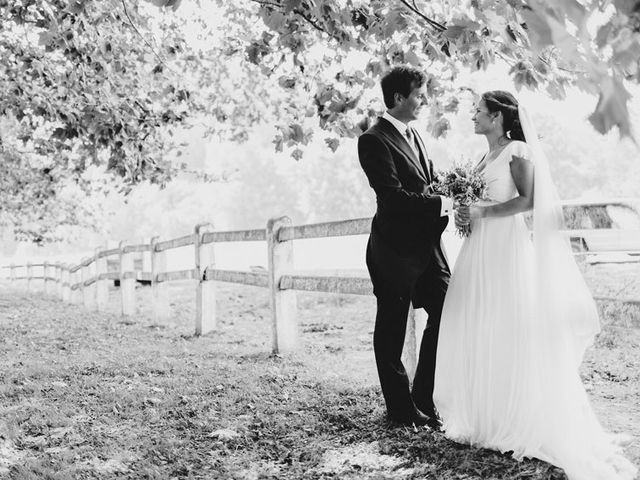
[372,245,450,421]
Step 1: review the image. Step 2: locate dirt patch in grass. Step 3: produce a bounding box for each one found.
[0,271,638,479]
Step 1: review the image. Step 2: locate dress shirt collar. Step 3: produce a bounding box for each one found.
[382,111,411,136]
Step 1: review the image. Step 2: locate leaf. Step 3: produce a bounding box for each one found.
[38,31,55,47]
[563,0,588,22]
[430,117,450,138]
[546,15,579,59]
[595,23,614,49]
[261,10,287,32]
[521,8,554,52]
[289,124,305,142]
[67,1,86,15]
[444,98,459,113]
[403,49,421,66]
[588,76,633,138]
[273,135,284,152]
[149,0,181,9]
[443,25,467,40]
[482,10,508,33]
[325,137,340,152]
[545,79,567,100]
[509,61,541,89]
[283,0,301,14]
[278,76,296,89]
[612,0,639,15]
[291,148,303,161]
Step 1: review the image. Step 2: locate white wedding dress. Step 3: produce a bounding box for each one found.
[433,140,637,480]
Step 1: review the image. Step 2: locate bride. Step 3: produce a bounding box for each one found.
[432,90,637,479]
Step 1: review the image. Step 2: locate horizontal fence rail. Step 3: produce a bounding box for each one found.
[157,269,198,283]
[203,229,267,243]
[155,234,195,252]
[3,212,639,358]
[280,274,372,296]
[205,268,269,288]
[278,217,371,242]
[99,248,120,258]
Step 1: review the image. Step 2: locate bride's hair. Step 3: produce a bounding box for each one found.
[481,91,526,142]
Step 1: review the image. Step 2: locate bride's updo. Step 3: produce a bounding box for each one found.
[481,91,526,142]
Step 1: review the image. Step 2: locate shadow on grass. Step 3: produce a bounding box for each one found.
[205,371,568,480]
[302,387,568,480]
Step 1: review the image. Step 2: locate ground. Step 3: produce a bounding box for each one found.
[0,262,638,479]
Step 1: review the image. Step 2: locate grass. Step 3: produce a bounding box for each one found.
[0,264,638,479]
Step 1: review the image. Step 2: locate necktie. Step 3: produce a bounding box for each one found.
[407,127,431,181]
[405,127,415,149]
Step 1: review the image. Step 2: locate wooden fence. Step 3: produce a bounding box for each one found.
[3,215,639,364]
[0,218,384,354]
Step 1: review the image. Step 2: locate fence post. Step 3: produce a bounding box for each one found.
[26,262,33,292]
[9,263,15,285]
[95,247,109,311]
[61,264,70,303]
[194,223,216,335]
[90,256,99,311]
[150,237,170,324]
[267,216,298,354]
[43,261,50,294]
[71,266,82,305]
[403,306,418,380]
[82,257,91,309]
[403,306,428,381]
[52,263,57,297]
[142,237,152,278]
[52,263,57,298]
[120,241,136,316]
[55,263,62,299]
[59,263,65,300]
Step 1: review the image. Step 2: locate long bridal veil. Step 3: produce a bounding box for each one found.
[520,104,600,365]
[520,105,637,479]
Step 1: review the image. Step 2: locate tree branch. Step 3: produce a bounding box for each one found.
[249,0,282,7]
[537,52,586,75]
[400,0,447,32]
[249,0,343,41]
[293,8,332,36]
[120,0,169,68]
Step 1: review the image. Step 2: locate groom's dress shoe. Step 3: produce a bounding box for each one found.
[413,405,442,431]
[387,410,431,427]
[425,415,442,432]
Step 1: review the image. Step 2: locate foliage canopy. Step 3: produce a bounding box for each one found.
[1,0,639,241]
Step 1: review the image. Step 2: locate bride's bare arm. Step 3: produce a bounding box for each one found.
[470,155,534,219]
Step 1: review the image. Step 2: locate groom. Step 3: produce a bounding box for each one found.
[358,66,453,428]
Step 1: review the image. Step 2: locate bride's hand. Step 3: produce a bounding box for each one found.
[455,205,470,228]
[469,205,485,219]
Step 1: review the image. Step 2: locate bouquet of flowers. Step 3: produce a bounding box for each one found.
[432,161,488,237]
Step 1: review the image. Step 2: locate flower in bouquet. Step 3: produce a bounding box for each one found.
[431,160,488,237]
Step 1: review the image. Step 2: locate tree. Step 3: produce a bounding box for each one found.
[0,1,203,181]
[0,1,226,241]
[3,0,640,242]
[155,0,640,157]
[0,1,182,240]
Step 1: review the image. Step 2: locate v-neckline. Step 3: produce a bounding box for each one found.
[476,141,512,174]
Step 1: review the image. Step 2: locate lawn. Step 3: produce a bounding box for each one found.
[0,263,638,479]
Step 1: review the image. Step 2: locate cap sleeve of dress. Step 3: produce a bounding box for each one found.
[508,140,532,164]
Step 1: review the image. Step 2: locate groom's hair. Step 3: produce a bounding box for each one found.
[381,66,426,109]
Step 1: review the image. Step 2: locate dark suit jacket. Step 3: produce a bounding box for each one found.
[358,117,449,303]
